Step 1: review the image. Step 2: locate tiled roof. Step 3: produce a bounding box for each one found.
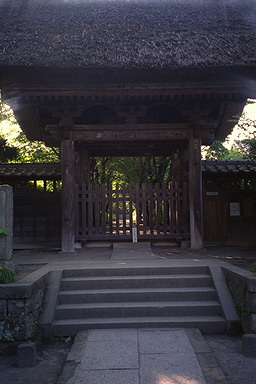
[0,163,61,180]
[0,161,255,180]
[202,161,256,174]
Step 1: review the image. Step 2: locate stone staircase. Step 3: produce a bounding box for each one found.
[40,264,238,337]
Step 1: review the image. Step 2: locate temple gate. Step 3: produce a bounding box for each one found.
[1,0,256,252]
[1,85,251,251]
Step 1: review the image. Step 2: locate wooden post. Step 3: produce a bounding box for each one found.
[61,138,75,252]
[188,137,203,249]
[75,149,90,186]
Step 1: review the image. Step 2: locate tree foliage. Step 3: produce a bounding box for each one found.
[13,132,60,163]
[228,108,256,161]
[0,97,60,163]
[205,141,245,161]
[0,99,14,122]
[205,103,256,161]
[0,136,18,162]
[90,156,173,186]
[241,135,256,161]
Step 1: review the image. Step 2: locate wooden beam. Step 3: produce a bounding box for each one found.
[46,123,193,142]
[61,139,75,252]
[73,123,191,131]
[189,137,203,249]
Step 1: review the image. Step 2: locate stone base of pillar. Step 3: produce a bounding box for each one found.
[0,185,16,270]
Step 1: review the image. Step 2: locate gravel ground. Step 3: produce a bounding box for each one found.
[0,340,71,384]
[205,334,256,384]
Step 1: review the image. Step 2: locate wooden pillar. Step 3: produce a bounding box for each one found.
[61,138,75,252]
[189,137,203,249]
[75,148,90,186]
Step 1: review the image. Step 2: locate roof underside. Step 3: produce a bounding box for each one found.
[0,0,256,71]
[0,0,255,150]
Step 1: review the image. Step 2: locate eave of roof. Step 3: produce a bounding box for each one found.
[202,160,256,174]
[0,161,256,180]
[0,163,61,180]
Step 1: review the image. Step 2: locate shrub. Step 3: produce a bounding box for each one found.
[0,227,7,235]
[0,266,16,283]
[252,261,256,276]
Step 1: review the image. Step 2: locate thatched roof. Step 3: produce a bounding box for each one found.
[0,0,256,71]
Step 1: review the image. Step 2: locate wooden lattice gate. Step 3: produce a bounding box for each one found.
[75,182,189,241]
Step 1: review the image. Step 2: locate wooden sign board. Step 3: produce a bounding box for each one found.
[72,124,192,141]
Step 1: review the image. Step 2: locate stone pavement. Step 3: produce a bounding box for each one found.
[14,243,253,384]
[111,241,156,260]
[58,328,227,384]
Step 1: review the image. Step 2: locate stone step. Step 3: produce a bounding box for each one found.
[60,274,212,290]
[62,266,210,278]
[55,300,221,319]
[57,286,217,304]
[39,265,240,339]
[52,316,227,336]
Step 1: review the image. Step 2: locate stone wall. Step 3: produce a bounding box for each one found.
[223,266,256,334]
[0,275,48,341]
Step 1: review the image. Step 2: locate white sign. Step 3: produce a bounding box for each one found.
[132,226,138,243]
[230,202,240,217]
[206,192,218,196]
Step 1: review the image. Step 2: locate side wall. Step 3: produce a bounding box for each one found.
[222,266,256,334]
[13,192,61,247]
[0,274,48,341]
[203,190,256,245]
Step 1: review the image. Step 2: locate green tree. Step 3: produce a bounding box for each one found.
[0,99,13,122]
[14,132,60,163]
[241,135,256,161]
[229,106,256,161]
[90,156,173,186]
[205,141,245,161]
[0,136,18,162]
[0,97,59,163]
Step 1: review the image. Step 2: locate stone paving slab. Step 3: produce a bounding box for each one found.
[111,249,155,260]
[140,353,206,384]
[60,328,227,384]
[87,328,137,342]
[74,369,140,384]
[139,329,206,384]
[113,242,152,249]
[81,339,139,370]
[111,241,156,260]
[138,329,196,355]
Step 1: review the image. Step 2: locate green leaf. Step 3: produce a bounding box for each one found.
[0,228,8,235]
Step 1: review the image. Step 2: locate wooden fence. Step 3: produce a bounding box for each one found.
[75,182,189,241]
